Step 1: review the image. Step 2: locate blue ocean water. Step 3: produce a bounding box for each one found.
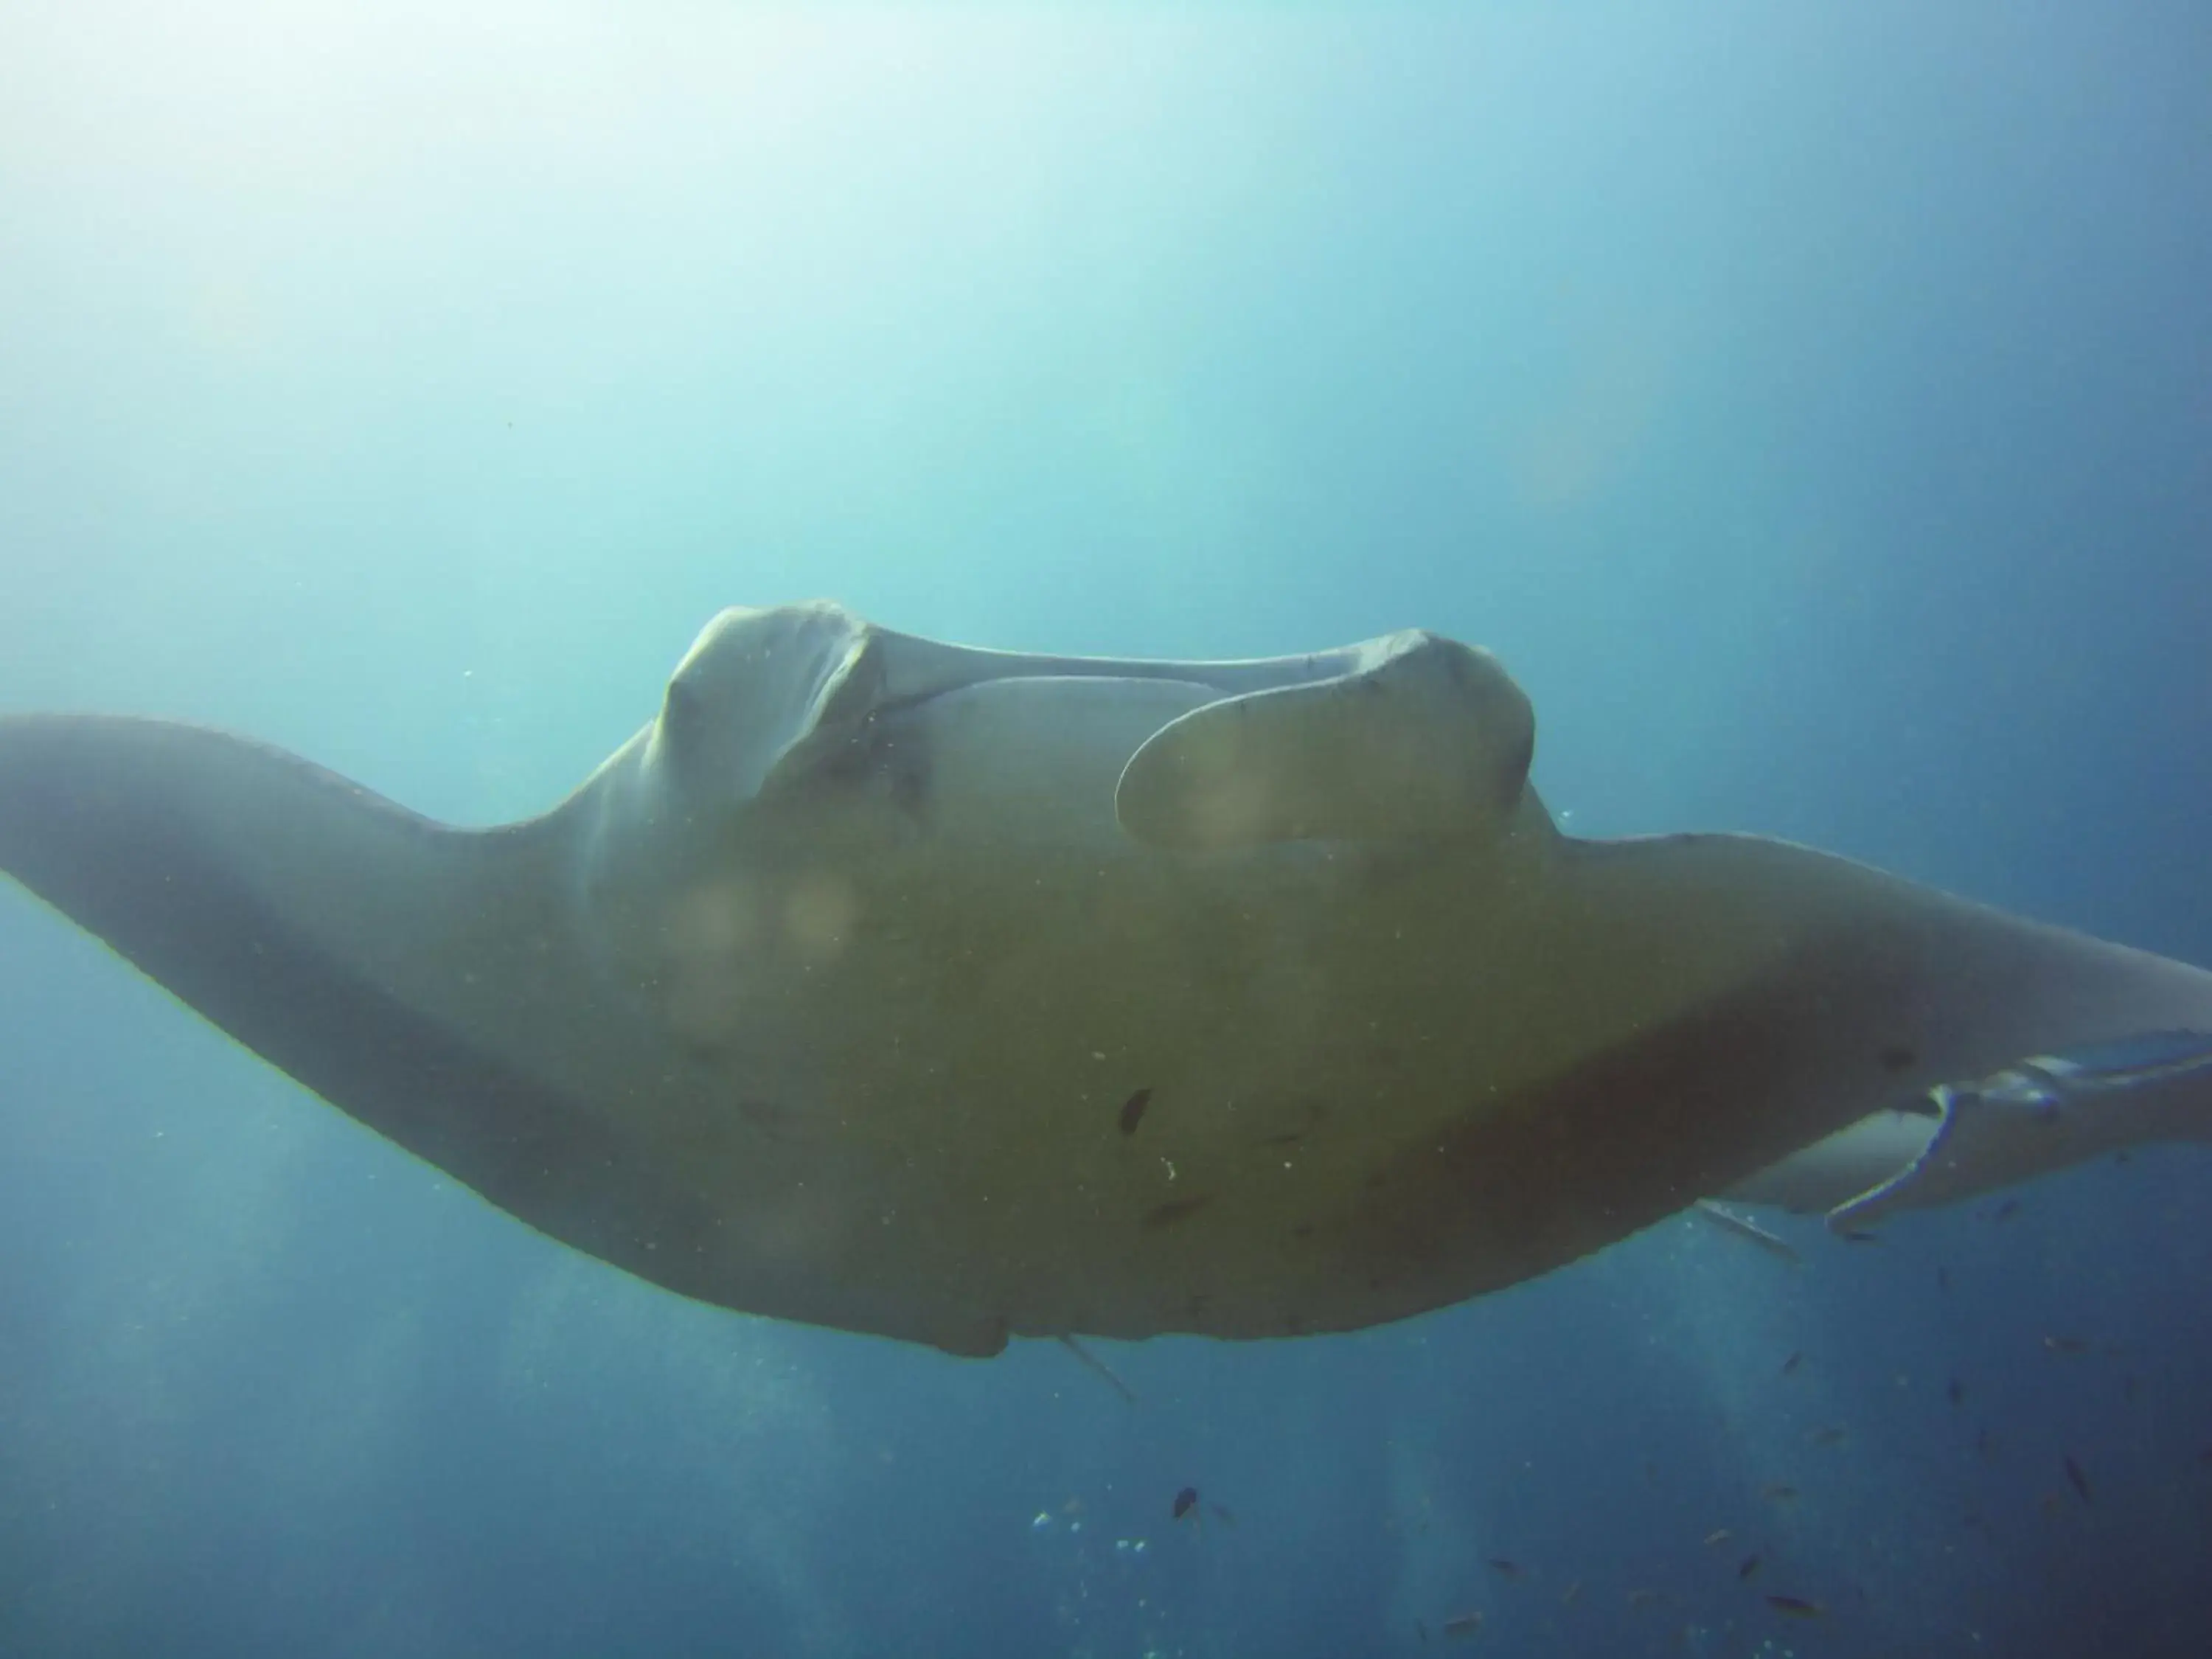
[2,4,2210,1655]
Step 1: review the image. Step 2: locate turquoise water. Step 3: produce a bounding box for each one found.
[3,5,2209,1653]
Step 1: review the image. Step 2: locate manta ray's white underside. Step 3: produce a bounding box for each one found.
[1,602,2207,1355]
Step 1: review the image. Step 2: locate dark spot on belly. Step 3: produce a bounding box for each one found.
[1143,1194,1211,1230]
[1118,1088,1153,1136]
[1879,1044,1918,1073]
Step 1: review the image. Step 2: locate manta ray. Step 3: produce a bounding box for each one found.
[1,602,2208,1357]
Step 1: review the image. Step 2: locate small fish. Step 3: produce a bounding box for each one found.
[1992,1198,2020,1222]
[1766,1594,1822,1618]
[1738,1554,1762,1581]
[1627,1588,1660,1609]
[2122,1374,2140,1401]
[1837,1228,1881,1245]
[1780,1350,1804,1376]
[1117,1088,1152,1135]
[2044,1335,2090,1354]
[2039,1491,2064,1518]
[2198,1446,2212,1467]
[2065,1455,2093,1503]
[1976,1427,1998,1461]
[1809,1426,1848,1447]
[1416,1620,1429,1645]
[1693,1200,1802,1265]
[1936,1265,1951,1294]
[1641,1456,1660,1485]
[1208,1503,1238,1528]
[1171,1486,1200,1520]
[1761,1484,1800,1503]
[1441,1612,1483,1639]
[1947,1376,1964,1408]
[1488,1559,1523,1579]
[1702,1528,1733,1548]
[1561,1580,1583,1607]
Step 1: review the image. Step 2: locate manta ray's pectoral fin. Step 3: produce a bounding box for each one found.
[1721,1029,2212,1229]
[0,714,737,1307]
[1113,629,1540,851]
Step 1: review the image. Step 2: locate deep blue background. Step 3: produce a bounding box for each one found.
[3,5,2210,1655]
